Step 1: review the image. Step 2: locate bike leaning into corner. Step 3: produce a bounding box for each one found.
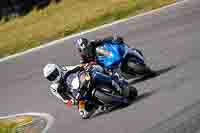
[65,63,138,119]
[74,36,155,80]
[95,38,155,77]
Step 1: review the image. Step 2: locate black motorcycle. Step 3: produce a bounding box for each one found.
[65,68,138,119]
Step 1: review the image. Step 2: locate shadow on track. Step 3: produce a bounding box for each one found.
[128,65,177,85]
[90,88,160,120]
[89,65,177,119]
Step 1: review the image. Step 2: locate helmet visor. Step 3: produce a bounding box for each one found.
[47,69,59,82]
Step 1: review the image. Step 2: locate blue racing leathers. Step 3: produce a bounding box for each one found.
[87,64,128,91]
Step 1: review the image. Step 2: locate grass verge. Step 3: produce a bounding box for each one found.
[0,0,176,58]
[0,116,33,133]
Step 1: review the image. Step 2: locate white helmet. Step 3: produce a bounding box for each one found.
[43,63,62,83]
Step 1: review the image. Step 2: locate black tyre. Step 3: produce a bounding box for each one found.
[127,62,147,74]
[127,60,156,76]
[128,86,138,99]
[93,85,123,105]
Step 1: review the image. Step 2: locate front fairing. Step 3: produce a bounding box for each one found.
[96,41,128,69]
[65,73,80,92]
[64,72,91,97]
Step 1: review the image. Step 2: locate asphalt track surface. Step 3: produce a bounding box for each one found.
[1,0,200,132]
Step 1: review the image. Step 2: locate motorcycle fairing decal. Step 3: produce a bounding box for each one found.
[85,74,91,81]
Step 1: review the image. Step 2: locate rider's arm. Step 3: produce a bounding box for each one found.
[62,64,80,71]
[49,83,71,103]
[49,83,78,106]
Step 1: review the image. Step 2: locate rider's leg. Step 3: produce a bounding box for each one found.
[91,70,122,92]
[90,65,130,101]
[89,65,119,86]
[78,100,96,119]
[110,68,128,89]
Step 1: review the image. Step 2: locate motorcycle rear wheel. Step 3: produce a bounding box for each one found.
[128,86,138,99]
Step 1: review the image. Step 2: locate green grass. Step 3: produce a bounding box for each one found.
[0,0,176,58]
[0,116,33,133]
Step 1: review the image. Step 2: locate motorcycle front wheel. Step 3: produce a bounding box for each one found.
[93,85,124,105]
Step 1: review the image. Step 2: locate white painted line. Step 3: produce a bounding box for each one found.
[0,0,188,63]
[0,112,55,133]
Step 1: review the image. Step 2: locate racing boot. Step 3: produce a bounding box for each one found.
[112,72,129,90]
[111,80,123,94]
[78,100,96,119]
[112,72,131,104]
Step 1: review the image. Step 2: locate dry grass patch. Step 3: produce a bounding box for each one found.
[0,0,176,58]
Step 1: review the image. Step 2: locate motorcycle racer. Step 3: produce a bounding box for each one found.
[43,62,127,119]
[74,35,128,89]
[75,35,124,64]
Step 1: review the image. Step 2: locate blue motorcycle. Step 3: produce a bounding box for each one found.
[95,39,154,77]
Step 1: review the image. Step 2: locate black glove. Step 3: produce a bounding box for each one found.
[113,36,124,43]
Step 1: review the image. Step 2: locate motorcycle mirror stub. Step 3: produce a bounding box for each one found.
[85,74,91,81]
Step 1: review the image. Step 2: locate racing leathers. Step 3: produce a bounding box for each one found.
[49,65,80,105]
[79,36,124,64]
[78,36,128,90]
